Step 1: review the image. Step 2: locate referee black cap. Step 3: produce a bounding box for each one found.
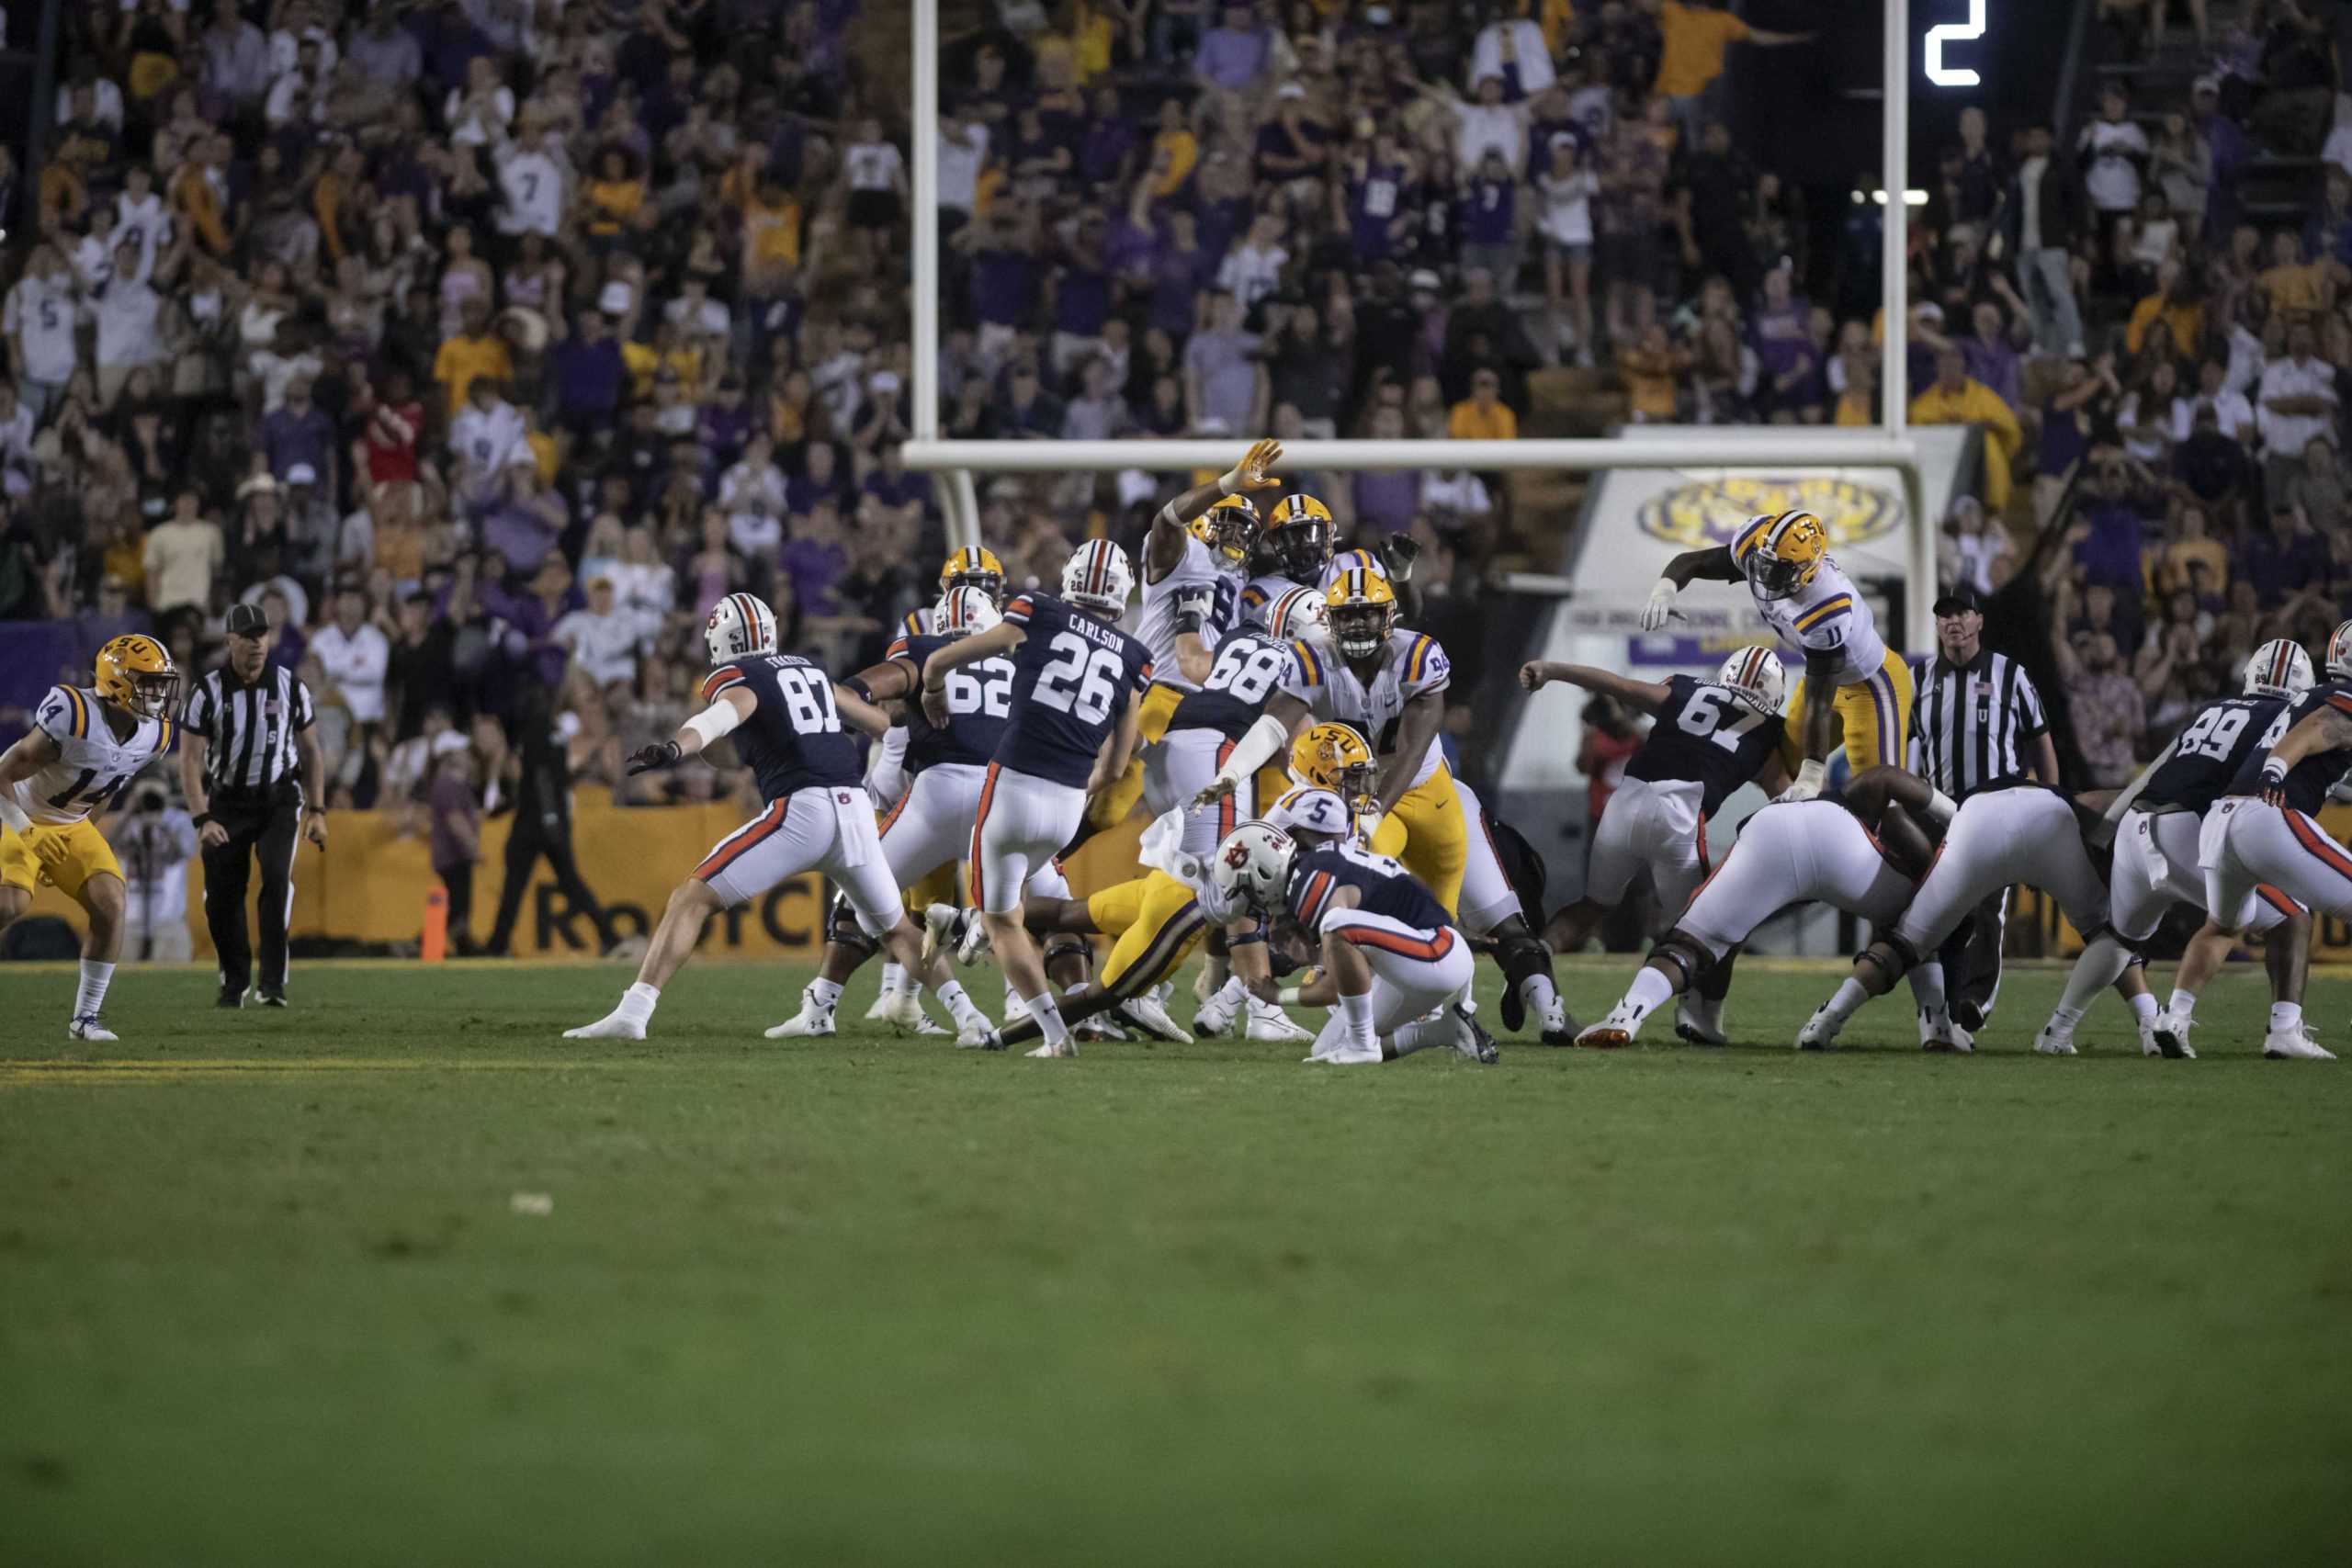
[225,603,272,638]
[1932,585,1983,617]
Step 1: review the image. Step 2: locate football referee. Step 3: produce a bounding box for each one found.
[1907,585,2059,1029]
[180,603,329,1008]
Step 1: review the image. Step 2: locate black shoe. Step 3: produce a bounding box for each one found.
[1951,1000,1985,1032]
[216,988,243,1010]
[258,989,288,1008]
[1498,977,1527,1032]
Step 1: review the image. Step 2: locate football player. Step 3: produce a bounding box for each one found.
[2066,637,2314,1059]
[1215,816,1497,1066]
[1239,492,1335,620]
[1523,647,1791,1043]
[0,635,182,1039]
[922,540,1156,1057]
[2194,619,2352,1058]
[765,586,1079,1043]
[565,594,949,1040]
[1640,511,1916,801]
[1575,765,1943,1048]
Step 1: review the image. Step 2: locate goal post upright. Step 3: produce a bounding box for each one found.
[1883,0,1930,651]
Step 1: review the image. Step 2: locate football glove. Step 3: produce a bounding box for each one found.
[628,740,684,776]
[1775,758,1827,804]
[2260,759,2290,807]
[1638,579,1680,632]
[1380,534,1422,582]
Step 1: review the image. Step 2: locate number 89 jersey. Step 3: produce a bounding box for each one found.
[1167,631,1295,739]
[14,684,175,827]
[997,592,1155,787]
[1623,675,1786,818]
[2145,694,2292,813]
[701,654,862,804]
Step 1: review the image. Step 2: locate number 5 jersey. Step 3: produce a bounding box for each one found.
[995,592,1154,787]
[13,684,176,826]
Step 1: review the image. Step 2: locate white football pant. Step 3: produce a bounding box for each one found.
[1677,798,1914,962]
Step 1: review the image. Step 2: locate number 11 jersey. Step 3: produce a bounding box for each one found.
[1623,675,1786,818]
[996,592,1154,787]
[702,654,862,803]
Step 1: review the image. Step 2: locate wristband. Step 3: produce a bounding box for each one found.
[191,812,213,828]
[2262,759,2289,785]
[1276,986,1304,1007]
[842,675,875,704]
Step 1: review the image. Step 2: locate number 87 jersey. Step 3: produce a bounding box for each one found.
[995,592,1155,788]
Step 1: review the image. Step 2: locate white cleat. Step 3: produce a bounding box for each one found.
[1072,1012,1129,1043]
[1002,989,1031,1024]
[764,987,837,1038]
[912,1012,952,1036]
[1795,1007,1842,1051]
[1575,1003,1641,1049]
[956,1022,1003,1050]
[1920,1008,1974,1055]
[956,915,993,968]
[1672,996,1727,1046]
[1244,998,1316,1043]
[563,1011,646,1041]
[1453,1004,1499,1064]
[918,903,962,966]
[2264,1027,2336,1060]
[1118,983,1193,1043]
[2143,1010,2195,1059]
[1540,997,1579,1046]
[1025,1038,1079,1058]
[2033,1024,2077,1056]
[1306,1039,1383,1065]
[863,987,903,1023]
[1193,978,1242,1038]
[67,1014,117,1042]
[883,987,930,1033]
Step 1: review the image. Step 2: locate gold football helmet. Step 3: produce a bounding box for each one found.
[95,634,179,718]
[1323,567,1397,660]
[1291,722,1380,815]
[1731,511,1828,601]
[938,546,1006,608]
[1257,492,1333,581]
[1192,493,1263,565]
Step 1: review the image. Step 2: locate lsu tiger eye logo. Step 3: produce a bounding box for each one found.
[1635,477,1900,549]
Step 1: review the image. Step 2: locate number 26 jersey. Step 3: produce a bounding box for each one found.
[701,654,862,803]
[14,684,175,827]
[1623,675,1786,818]
[997,592,1154,788]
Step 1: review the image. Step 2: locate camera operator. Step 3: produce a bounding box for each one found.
[110,780,198,963]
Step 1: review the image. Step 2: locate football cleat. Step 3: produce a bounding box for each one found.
[1244,998,1316,1043]
[2143,1010,2195,1059]
[883,987,930,1032]
[1026,1039,1079,1059]
[1673,996,1727,1046]
[919,903,964,966]
[258,989,288,1008]
[67,1014,117,1042]
[2032,1025,2077,1056]
[957,1022,1005,1050]
[863,987,902,1023]
[1540,998,1578,1046]
[1576,1004,1640,1049]
[1072,1013,1129,1043]
[1795,1007,1842,1051]
[1453,1004,1499,1065]
[1193,976,1242,1038]
[2263,1028,2336,1060]
[1118,984,1193,1044]
[764,987,837,1038]
[563,1011,646,1041]
[912,1012,951,1036]
[1920,1009,1974,1054]
[215,988,243,1010]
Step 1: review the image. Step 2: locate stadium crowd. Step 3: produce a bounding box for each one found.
[8,0,2352,923]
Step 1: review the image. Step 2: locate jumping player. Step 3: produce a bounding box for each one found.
[922,540,1155,1058]
[1523,647,1791,1043]
[0,634,182,1039]
[1639,510,1915,799]
[1239,492,1334,620]
[565,593,947,1040]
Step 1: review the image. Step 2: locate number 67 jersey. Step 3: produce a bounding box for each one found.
[14,683,176,826]
[995,592,1154,788]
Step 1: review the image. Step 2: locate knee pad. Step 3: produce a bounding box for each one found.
[1492,919,1552,988]
[1856,937,1915,979]
[1648,930,1712,988]
[1043,935,1091,970]
[825,892,880,959]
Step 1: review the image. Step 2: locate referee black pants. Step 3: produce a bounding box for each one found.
[203,788,301,997]
[1939,886,2008,1030]
[485,817,608,956]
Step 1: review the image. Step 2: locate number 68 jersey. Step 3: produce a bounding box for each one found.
[996,592,1154,788]
[12,684,175,826]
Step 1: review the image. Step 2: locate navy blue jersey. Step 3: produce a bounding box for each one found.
[995,592,1154,787]
[701,653,861,802]
[890,632,1013,773]
[1168,631,1295,739]
[2143,695,2292,812]
[1285,840,1453,936]
[1623,675,1787,817]
[2227,681,2352,813]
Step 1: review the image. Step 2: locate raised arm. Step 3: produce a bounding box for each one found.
[1640,546,1743,630]
[1517,660,1673,713]
[1148,437,1283,581]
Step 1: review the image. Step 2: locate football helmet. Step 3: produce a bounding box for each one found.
[1210,821,1296,912]
[1261,584,1328,643]
[94,634,178,718]
[1327,547,1386,583]
[1257,493,1333,582]
[934,584,1001,640]
[938,546,1006,608]
[1733,511,1829,601]
[1323,566,1397,660]
[1261,785,1355,843]
[2244,637,2315,700]
[1193,494,1263,566]
[1061,538,1134,618]
[2327,620,2352,681]
[1290,722,1379,811]
[706,591,779,665]
[1716,646,1789,716]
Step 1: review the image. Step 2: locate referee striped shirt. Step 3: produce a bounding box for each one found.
[183,664,315,791]
[1907,648,2049,798]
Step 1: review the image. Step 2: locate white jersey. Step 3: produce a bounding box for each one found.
[1135,533,1239,693]
[1746,554,1887,688]
[1281,627,1451,788]
[1240,570,1308,626]
[5,274,82,384]
[12,685,175,827]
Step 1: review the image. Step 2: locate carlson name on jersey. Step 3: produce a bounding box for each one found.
[2144,694,2292,813]
[701,653,862,802]
[996,592,1155,789]
[1625,674,1787,817]
[2229,681,2352,814]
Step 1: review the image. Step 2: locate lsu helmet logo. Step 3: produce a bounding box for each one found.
[1635,476,1899,551]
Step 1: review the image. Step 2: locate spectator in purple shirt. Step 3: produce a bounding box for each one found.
[1458,150,1520,287]
[960,205,1039,360]
[1149,206,1216,337]
[1747,266,1815,417]
[1960,300,2022,410]
[1351,407,1422,536]
[259,376,335,486]
[1194,5,1271,94]
[785,440,849,517]
[548,306,625,437]
[475,452,567,575]
[782,497,849,615]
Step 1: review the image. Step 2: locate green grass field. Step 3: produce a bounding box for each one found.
[3,954,2347,1565]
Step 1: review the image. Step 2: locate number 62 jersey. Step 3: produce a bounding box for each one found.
[995,592,1155,787]
[12,684,176,826]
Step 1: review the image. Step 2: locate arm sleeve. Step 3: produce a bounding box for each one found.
[1003,593,1036,627]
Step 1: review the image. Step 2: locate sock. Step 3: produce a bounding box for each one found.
[878,962,906,994]
[2168,987,2199,1021]
[1339,988,1375,1049]
[1906,963,1947,1013]
[75,959,115,1018]
[1027,991,1070,1048]
[809,977,844,1009]
[617,981,661,1023]
[1205,953,1230,989]
[2047,1003,2085,1033]
[1622,966,1676,1028]
[1820,976,1871,1026]
[2270,1001,2304,1033]
[2128,992,2159,1026]
[936,979,983,1027]
[2057,934,2132,1017]
[1389,1018,1442,1056]
[1520,973,1560,1016]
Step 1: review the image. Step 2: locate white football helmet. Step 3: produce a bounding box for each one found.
[2244,637,2315,700]
[1061,538,1134,618]
[705,591,778,665]
[1261,584,1329,644]
[1210,822,1297,912]
[2327,620,2352,682]
[933,584,1001,640]
[1716,645,1788,716]
[1261,786,1353,843]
